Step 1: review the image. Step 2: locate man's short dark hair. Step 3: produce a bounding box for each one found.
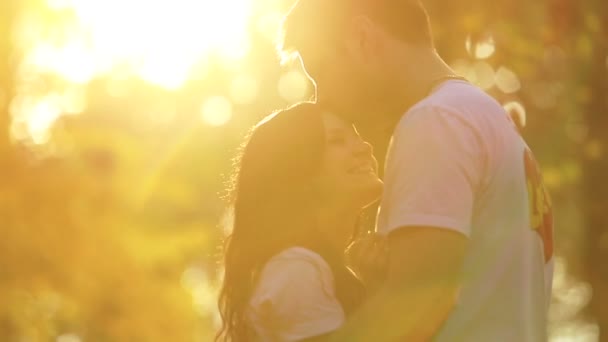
[280,0,433,58]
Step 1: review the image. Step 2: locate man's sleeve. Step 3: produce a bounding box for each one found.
[382,106,486,237]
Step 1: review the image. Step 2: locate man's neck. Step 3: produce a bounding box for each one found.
[377,49,457,135]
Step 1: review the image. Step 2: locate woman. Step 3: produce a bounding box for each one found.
[216,102,385,341]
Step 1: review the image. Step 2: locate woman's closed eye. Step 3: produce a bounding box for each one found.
[326,128,349,145]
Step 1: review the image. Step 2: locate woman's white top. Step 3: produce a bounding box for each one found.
[247,247,345,342]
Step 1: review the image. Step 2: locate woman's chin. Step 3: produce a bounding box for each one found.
[356,179,384,209]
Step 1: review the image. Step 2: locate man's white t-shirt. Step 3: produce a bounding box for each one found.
[377,80,554,341]
[247,247,345,341]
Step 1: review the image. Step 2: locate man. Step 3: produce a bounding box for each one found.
[280,0,554,341]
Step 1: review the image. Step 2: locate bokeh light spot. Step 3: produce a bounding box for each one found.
[544,46,567,72]
[550,256,599,341]
[585,14,601,33]
[56,333,82,342]
[576,35,593,60]
[542,167,562,190]
[181,266,207,291]
[451,59,495,89]
[278,70,310,103]
[181,267,220,324]
[10,95,63,144]
[471,61,495,90]
[201,96,232,127]
[503,101,526,128]
[529,82,561,109]
[566,121,589,144]
[495,66,521,93]
[562,161,582,184]
[466,34,496,60]
[451,59,472,77]
[230,74,259,105]
[584,140,604,161]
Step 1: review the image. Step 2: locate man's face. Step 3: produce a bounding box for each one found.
[297,36,376,122]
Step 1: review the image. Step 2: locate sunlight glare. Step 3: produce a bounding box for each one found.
[10,89,89,144]
[105,75,132,98]
[549,257,600,342]
[11,95,62,144]
[26,99,62,145]
[27,42,98,84]
[181,266,207,291]
[230,74,259,105]
[182,267,220,322]
[138,54,192,91]
[147,102,177,125]
[219,39,252,64]
[201,96,233,127]
[0,89,6,111]
[257,11,284,42]
[278,70,310,103]
[60,87,88,114]
[47,0,74,10]
[39,0,253,90]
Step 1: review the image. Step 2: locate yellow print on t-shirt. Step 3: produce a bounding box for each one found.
[524,147,554,263]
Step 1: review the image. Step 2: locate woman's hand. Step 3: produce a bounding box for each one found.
[345,232,389,292]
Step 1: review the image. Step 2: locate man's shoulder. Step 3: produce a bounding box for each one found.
[422,81,500,113]
[397,81,506,134]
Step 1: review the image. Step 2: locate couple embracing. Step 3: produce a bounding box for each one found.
[216,1,554,341]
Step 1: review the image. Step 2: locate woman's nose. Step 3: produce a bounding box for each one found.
[354,138,373,157]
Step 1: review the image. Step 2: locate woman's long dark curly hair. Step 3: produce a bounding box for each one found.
[216,102,366,341]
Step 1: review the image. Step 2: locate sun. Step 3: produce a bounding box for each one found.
[13,0,257,143]
[31,0,254,89]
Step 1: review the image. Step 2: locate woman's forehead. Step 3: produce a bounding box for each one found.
[322,111,357,132]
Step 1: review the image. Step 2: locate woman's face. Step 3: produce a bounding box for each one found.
[316,112,383,209]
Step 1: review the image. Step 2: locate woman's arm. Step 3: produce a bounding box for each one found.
[249,249,346,342]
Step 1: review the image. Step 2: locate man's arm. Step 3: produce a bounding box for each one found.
[311,107,480,341]
[323,226,467,342]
